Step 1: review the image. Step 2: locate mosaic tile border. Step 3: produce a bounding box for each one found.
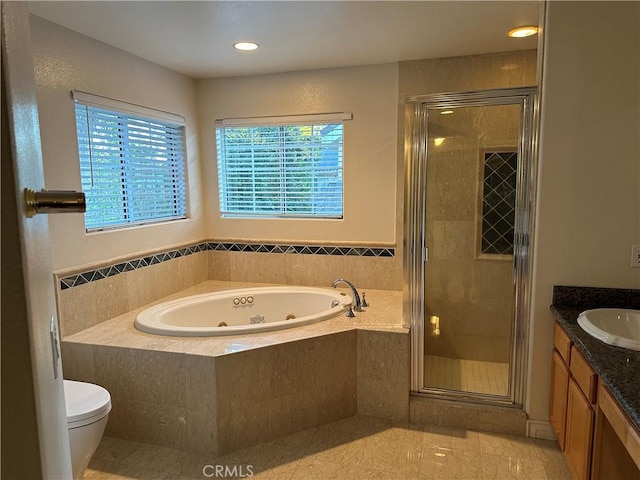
[58,242,396,290]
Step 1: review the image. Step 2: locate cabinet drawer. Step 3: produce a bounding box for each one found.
[570,346,598,404]
[554,322,572,363]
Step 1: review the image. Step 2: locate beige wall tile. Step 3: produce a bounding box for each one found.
[216,399,271,454]
[314,332,357,389]
[317,380,357,426]
[410,397,480,430]
[93,346,186,408]
[184,355,216,413]
[411,396,528,437]
[269,391,319,440]
[208,250,231,280]
[477,409,526,437]
[56,251,209,336]
[106,400,189,450]
[57,282,99,337]
[270,340,317,398]
[184,408,218,454]
[208,249,401,291]
[215,348,270,405]
[357,330,409,422]
[60,342,95,380]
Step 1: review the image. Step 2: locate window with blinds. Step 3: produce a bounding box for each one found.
[216,115,348,218]
[73,92,187,231]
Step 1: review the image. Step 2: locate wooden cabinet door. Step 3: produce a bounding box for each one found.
[592,384,640,480]
[565,378,595,480]
[550,350,570,449]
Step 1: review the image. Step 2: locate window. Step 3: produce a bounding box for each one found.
[215,113,350,218]
[73,91,187,232]
[479,149,518,255]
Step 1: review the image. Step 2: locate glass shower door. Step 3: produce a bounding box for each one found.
[423,103,521,398]
[404,87,536,406]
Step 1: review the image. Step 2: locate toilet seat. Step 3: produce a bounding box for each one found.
[64,380,112,429]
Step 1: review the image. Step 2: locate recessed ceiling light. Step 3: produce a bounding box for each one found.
[508,26,540,38]
[233,42,259,51]
[440,110,454,115]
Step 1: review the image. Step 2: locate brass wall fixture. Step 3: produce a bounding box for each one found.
[24,188,86,217]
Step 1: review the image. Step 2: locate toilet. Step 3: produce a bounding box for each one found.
[64,380,112,480]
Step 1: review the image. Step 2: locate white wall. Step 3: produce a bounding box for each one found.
[527,1,640,423]
[30,15,205,271]
[197,64,398,244]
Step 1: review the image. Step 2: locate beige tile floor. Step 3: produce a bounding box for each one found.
[84,415,571,480]
[425,355,509,397]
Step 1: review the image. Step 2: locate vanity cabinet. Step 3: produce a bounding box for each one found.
[591,383,640,480]
[549,322,597,480]
[565,374,595,480]
[550,321,640,480]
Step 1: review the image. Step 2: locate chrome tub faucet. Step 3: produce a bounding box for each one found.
[332,278,363,316]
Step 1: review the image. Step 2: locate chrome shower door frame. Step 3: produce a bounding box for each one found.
[403,86,539,407]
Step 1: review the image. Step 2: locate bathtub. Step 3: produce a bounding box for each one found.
[134,286,352,336]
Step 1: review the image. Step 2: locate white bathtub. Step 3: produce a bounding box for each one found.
[134,286,352,336]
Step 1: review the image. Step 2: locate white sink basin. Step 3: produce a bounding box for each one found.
[577,308,640,351]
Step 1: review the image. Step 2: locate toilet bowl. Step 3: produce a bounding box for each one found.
[64,380,112,480]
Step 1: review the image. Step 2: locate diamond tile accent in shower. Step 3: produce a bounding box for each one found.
[481,151,517,255]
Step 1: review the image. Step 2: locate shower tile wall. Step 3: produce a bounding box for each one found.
[398,50,538,364]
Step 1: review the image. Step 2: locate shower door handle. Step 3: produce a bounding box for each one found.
[24,188,86,217]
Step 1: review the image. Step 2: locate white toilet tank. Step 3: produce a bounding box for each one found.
[64,380,112,480]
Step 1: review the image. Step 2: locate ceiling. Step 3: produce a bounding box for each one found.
[28,1,541,79]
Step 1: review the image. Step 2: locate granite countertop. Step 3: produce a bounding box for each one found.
[550,285,640,432]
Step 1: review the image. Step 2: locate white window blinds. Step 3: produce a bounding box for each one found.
[73,92,187,231]
[215,113,350,218]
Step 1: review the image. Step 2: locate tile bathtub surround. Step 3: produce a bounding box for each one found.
[62,342,219,453]
[215,331,357,454]
[55,241,400,337]
[84,417,571,480]
[56,250,209,337]
[62,281,407,454]
[357,330,410,422]
[58,241,396,291]
[208,248,402,291]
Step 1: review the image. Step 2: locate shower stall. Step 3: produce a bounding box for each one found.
[404,87,537,407]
